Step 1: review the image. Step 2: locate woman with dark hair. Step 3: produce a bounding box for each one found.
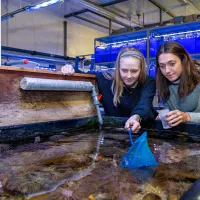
[61,47,156,133]
[156,41,200,127]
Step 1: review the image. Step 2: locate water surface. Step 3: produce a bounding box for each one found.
[0,128,199,200]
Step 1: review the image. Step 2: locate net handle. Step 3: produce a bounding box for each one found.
[129,126,134,145]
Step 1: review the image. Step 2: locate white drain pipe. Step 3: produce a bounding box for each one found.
[20,77,103,126]
[72,0,140,27]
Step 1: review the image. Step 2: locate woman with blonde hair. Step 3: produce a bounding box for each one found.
[62,47,156,133]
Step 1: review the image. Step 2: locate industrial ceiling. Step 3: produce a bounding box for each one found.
[2,0,200,33]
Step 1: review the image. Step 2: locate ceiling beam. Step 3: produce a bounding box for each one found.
[64,0,128,18]
[88,10,129,28]
[68,0,140,27]
[148,0,175,18]
[73,15,109,29]
[187,0,200,12]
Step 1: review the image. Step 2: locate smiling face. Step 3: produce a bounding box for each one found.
[158,53,183,82]
[119,56,141,87]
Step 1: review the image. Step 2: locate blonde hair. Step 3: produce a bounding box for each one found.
[111,47,146,106]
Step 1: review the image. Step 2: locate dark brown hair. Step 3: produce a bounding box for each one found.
[156,41,200,102]
[112,47,146,106]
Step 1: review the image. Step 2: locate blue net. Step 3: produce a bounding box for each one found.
[130,166,156,184]
[120,128,158,169]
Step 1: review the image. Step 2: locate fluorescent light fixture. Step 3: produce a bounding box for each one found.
[1,15,14,21]
[1,0,63,21]
[26,0,62,11]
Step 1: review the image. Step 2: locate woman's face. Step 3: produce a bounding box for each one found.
[119,56,141,87]
[158,53,183,82]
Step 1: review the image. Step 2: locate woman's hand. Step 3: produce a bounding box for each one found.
[156,114,161,120]
[166,110,190,127]
[125,115,141,133]
[61,64,75,75]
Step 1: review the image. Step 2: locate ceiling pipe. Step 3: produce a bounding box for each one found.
[148,0,175,18]
[75,15,109,29]
[64,0,128,18]
[187,0,200,12]
[72,0,140,27]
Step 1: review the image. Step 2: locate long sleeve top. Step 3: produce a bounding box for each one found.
[95,71,156,122]
[166,80,200,122]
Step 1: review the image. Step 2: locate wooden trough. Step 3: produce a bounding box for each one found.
[1,66,200,143]
[0,66,97,127]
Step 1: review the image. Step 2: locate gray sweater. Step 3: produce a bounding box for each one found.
[167,80,200,122]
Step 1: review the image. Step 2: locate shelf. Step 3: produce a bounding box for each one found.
[95,30,147,44]
[0,66,96,78]
[1,53,68,65]
[191,53,200,58]
[95,21,200,45]
[149,53,200,61]
[150,21,200,37]
[95,61,115,65]
[94,21,200,73]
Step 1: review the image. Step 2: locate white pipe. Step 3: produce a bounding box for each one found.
[72,0,140,27]
[20,77,94,91]
[20,77,103,125]
[4,59,29,66]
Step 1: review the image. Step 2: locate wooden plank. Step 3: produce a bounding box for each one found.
[0,66,97,126]
[0,66,96,78]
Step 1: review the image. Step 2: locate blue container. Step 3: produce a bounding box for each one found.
[105,45,111,62]
[95,45,110,63]
[195,36,200,54]
[127,41,137,50]
[49,64,56,71]
[110,43,127,61]
[176,37,195,54]
[150,39,164,58]
[127,41,146,57]
[136,41,147,58]
[95,46,105,63]
[149,62,156,77]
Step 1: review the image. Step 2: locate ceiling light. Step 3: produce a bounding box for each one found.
[26,0,63,11]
